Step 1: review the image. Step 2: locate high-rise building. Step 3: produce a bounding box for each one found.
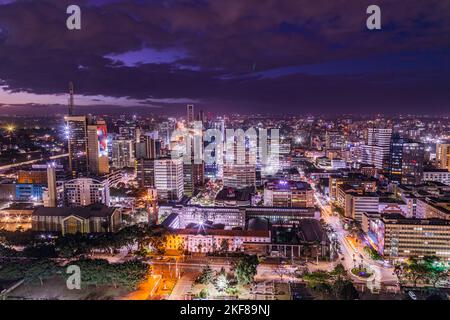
[66,115,89,177]
[136,134,158,159]
[223,164,256,189]
[63,178,110,207]
[87,120,110,176]
[154,157,184,201]
[187,104,195,125]
[46,163,57,208]
[325,130,345,151]
[183,162,205,197]
[389,135,425,185]
[437,142,450,170]
[362,127,392,170]
[112,138,135,168]
[136,158,155,188]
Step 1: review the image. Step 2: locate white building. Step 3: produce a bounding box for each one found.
[362,127,392,169]
[423,169,450,186]
[63,178,110,207]
[112,138,135,168]
[154,157,184,201]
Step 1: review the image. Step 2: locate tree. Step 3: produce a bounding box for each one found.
[232,254,259,286]
[195,265,214,285]
[23,243,57,258]
[363,246,382,260]
[404,257,428,287]
[220,239,229,253]
[63,258,150,290]
[331,263,347,281]
[333,279,359,300]
[0,259,59,285]
[303,270,332,288]
[0,244,20,257]
[24,259,59,285]
[198,288,209,299]
[214,267,229,292]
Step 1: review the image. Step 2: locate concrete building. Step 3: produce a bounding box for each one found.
[65,115,88,177]
[223,164,256,189]
[112,138,135,168]
[264,180,314,208]
[362,127,392,170]
[63,178,110,207]
[423,169,450,186]
[154,157,184,201]
[368,213,450,260]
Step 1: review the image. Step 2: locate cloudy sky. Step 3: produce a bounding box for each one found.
[0,0,449,115]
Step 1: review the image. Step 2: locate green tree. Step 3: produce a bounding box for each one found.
[333,279,359,300]
[195,265,214,285]
[232,254,259,286]
[331,263,347,281]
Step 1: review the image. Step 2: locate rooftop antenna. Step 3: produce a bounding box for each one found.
[68,81,74,116]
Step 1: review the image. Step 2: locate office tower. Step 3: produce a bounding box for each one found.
[136,158,155,188]
[361,127,392,170]
[154,157,184,201]
[389,135,425,185]
[223,164,256,189]
[183,162,205,197]
[64,178,110,207]
[87,120,110,176]
[112,138,135,168]
[136,135,158,159]
[46,163,57,207]
[325,130,344,151]
[187,104,195,124]
[66,115,88,177]
[437,142,450,170]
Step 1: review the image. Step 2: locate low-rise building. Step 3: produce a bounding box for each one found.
[264,180,314,208]
[368,213,450,261]
[422,169,450,186]
[215,187,252,207]
[32,204,122,235]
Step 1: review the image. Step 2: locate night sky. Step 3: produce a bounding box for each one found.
[0,0,449,115]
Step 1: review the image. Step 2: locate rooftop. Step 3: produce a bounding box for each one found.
[33,204,117,219]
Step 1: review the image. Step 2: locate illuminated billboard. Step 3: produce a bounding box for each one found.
[97,125,108,157]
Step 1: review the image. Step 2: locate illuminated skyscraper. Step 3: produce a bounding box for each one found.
[66,115,88,177]
[362,127,392,170]
[389,135,424,185]
[87,120,110,176]
[46,162,57,207]
[154,157,184,201]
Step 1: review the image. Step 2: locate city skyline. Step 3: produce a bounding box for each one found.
[0,0,449,115]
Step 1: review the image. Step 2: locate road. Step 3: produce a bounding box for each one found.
[316,193,398,287]
[0,153,69,172]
